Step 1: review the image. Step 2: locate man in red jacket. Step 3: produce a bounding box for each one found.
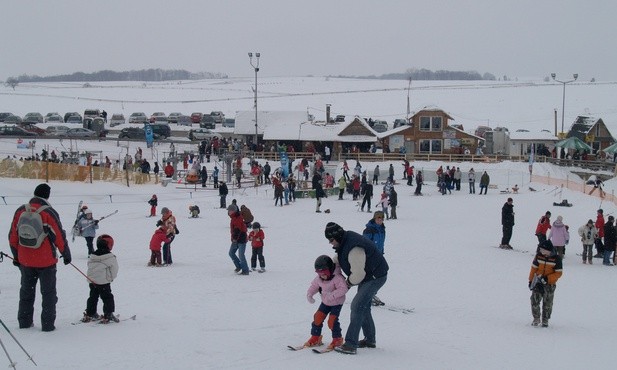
[535,211,552,244]
[9,183,72,332]
[595,209,606,258]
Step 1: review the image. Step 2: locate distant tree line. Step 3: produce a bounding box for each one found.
[10,69,228,83]
[330,68,496,81]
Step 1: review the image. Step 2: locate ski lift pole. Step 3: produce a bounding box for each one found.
[0,318,37,366]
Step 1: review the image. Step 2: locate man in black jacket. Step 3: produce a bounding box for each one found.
[500,197,515,249]
[324,222,389,354]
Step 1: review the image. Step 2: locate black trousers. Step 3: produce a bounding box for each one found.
[86,283,115,316]
[19,265,57,330]
[501,225,513,245]
[251,247,266,269]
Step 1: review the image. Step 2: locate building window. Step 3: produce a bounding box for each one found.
[419,139,442,154]
[419,116,442,131]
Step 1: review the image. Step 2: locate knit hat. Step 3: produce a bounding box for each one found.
[227,204,238,213]
[598,209,603,214]
[556,215,563,222]
[33,183,51,199]
[324,222,345,243]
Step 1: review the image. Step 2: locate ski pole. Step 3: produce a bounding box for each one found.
[79,210,119,232]
[0,335,17,369]
[69,262,96,284]
[0,252,15,262]
[0,318,37,366]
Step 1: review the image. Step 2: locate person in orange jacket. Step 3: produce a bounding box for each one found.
[528,240,563,327]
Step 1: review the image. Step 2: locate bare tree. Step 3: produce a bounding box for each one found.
[5,77,18,90]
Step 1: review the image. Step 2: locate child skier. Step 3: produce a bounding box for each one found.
[148,194,157,217]
[528,240,563,327]
[248,222,266,272]
[189,205,200,218]
[77,208,99,255]
[81,234,119,323]
[148,226,171,267]
[305,255,348,349]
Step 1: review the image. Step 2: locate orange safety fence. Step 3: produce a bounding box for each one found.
[531,174,617,206]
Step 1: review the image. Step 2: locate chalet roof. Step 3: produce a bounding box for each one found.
[411,106,455,121]
[569,115,600,135]
[234,111,311,135]
[260,115,377,143]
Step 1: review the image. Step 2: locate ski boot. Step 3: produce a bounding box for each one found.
[328,337,344,350]
[100,313,120,324]
[304,335,323,347]
[531,317,541,327]
[81,312,100,323]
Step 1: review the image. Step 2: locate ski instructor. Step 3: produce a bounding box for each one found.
[324,222,389,354]
[9,183,72,332]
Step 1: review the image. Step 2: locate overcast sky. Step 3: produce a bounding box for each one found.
[2,0,616,81]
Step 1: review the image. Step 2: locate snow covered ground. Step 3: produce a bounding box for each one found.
[0,137,616,369]
[1,78,616,369]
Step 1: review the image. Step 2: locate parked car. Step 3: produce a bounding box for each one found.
[147,123,171,139]
[129,112,148,124]
[19,123,46,135]
[23,112,44,123]
[372,120,388,133]
[3,115,23,124]
[223,118,235,128]
[149,112,166,123]
[190,112,203,123]
[45,125,70,136]
[167,112,183,123]
[0,125,36,137]
[200,114,215,129]
[335,115,346,123]
[474,125,492,138]
[0,112,14,122]
[151,115,168,124]
[45,114,64,123]
[65,115,83,124]
[109,114,126,127]
[393,118,408,128]
[66,128,97,138]
[177,115,192,126]
[210,111,225,124]
[83,109,101,120]
[64,112,82,122]
[188,128,219,141]
[119,127,147,140]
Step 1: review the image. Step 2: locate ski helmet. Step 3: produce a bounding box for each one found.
[97,234,114,251]
[252,222,261,229]
[314,255,335,277]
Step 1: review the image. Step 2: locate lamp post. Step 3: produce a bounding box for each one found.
[551,73,578,134]
[248,52,260,146]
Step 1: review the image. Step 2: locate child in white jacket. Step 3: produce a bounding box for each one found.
[578,219,599,264]
[82,234,119,324]
[305,255,348,349]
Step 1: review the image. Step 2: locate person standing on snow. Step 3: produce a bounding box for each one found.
[158,207,177,266]
[528,240,563,327]
[148,194,157,217]
[81,234,119,324]
[324,222,389,354]
[595,209,605,258]
[535,211,552,244]
[389,187,398,220]
[313,171,326,213]
[549,215,569,259]
[219,181,228,208]
[360,182,373,213]
[9,183,72,332]
[578,219,598,264]
[500,197,514,249]
[468,168,476,194]
[77,208,99,255]
[603,215,616,266]
[228,204,249,275]
[304,255,348,350]
[479,171,490,194]
[372,165,380,185]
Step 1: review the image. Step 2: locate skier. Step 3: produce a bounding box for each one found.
[81,234,119,323]
[595,209,605,258]
[77,208,99,255]
[500,198,514,249]
[603,215,616,266]
[414,171,423,195]
[248,222,266,272]
[304,255,348,350]
[363,211,387,306]
[148,194,157,217]
[157,207,177,266]
[389,187,398,220]
[528,240,563,327]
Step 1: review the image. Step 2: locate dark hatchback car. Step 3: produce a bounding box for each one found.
[200,114,215,129]
[147,123,171,139]
[0,125,37,136]
[119,127,162,140]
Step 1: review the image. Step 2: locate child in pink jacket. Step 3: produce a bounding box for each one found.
[304,255,348,350]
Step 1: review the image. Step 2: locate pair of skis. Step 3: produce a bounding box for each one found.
[287,344,334,354]
[71,314,136,326]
